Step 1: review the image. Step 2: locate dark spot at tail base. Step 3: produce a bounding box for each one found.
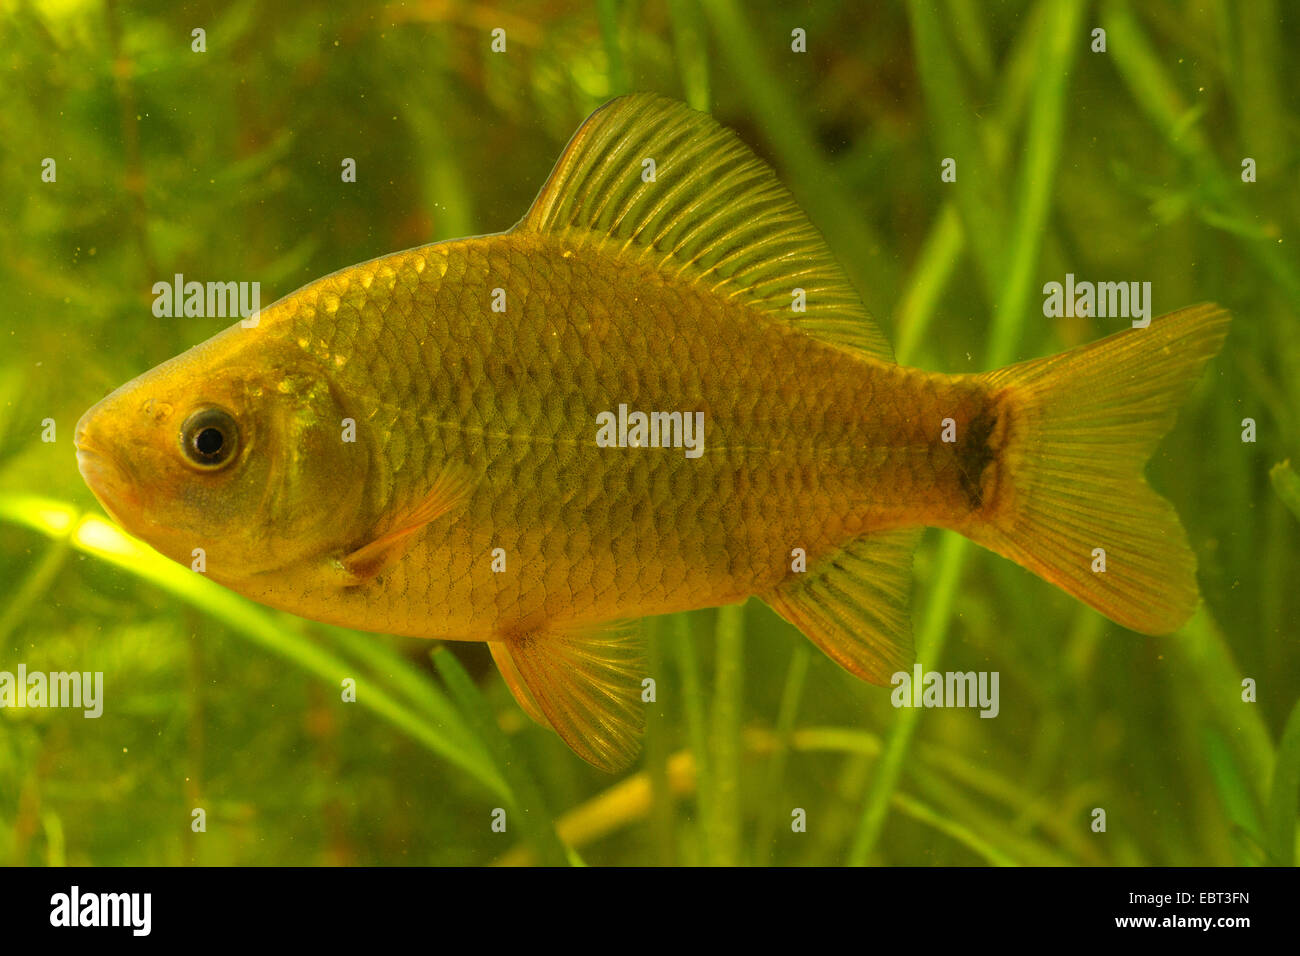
[956,407,999,510]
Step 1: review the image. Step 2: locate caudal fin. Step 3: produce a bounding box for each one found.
[968,305,1230,634]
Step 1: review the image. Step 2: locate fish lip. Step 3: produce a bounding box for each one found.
[76,448,120,498]
[74,435,139,522]
[75,447,118,495]
[75,404,125,484]
[74,445,100,476]
[73,408,102,460]
[74,431,113,485]
[74,439,107,481]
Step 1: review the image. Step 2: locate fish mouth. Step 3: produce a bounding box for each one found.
[75,446,136,521]
[75,416,139,525]
[75,444,112,490]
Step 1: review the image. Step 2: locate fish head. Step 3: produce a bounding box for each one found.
[75,326,372,583]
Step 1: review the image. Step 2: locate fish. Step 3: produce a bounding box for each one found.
[75,94,1230,772]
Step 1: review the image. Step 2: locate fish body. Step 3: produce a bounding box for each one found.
[147,233,980,637]
[76,95,1229,770]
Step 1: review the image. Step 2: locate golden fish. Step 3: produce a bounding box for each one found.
[75,95,1229,771]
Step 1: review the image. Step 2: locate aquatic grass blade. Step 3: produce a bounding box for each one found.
[0,494,506,797]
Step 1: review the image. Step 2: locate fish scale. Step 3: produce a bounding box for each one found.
[255,232,977,643]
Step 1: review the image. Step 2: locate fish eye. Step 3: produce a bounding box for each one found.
[180,406,240,470]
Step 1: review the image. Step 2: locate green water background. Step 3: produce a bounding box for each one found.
[0,0,1297,865]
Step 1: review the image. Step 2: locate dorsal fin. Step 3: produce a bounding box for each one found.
[516,93,893,363]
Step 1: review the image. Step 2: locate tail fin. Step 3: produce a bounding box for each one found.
[967,305,1230,634]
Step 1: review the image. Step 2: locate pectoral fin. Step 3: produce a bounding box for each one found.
[340,463,476,584]
[495,622,646,773]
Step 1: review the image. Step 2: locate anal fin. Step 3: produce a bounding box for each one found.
[764,528,921,685]
[494,622,646,773]
[488,641,552,730]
